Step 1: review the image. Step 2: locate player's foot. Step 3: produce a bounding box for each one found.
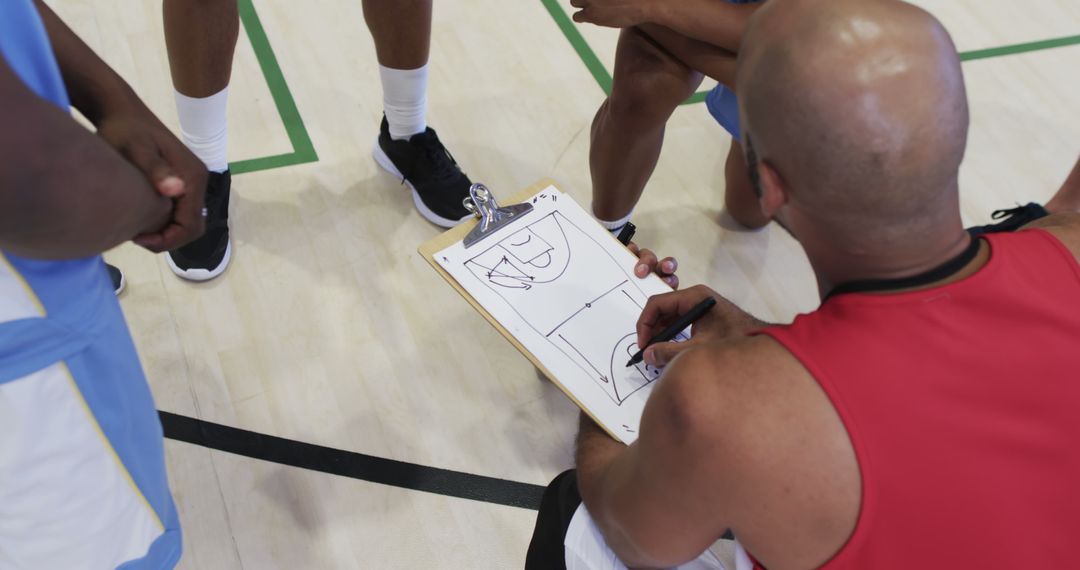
[107,263,125,296]
[167,170,232,281]
[373,116,473,228]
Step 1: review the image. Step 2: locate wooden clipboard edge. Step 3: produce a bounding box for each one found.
[418,178,619,440]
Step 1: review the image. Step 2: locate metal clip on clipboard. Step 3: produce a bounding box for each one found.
[462,183,533,248]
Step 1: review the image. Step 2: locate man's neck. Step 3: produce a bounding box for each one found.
[810,228,984,301]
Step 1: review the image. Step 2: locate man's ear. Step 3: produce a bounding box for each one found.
[757,160,788,218]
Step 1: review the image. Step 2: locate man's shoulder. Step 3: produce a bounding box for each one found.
[655,335,820,443]
[652,334,860,565]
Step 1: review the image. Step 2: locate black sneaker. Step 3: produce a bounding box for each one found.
[167,170,232,281]
[373,116,473,228]
[106,263,125,296]
[967,202,1048,236]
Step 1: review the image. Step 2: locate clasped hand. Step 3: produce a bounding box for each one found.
[570,0,657,28]
[95,105,207,253]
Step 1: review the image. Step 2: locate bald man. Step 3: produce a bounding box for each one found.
[527,1,1080,569]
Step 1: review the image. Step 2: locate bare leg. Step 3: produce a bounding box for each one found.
[162,0,238,279]
[1045,155,1080,214]
[362,0,432,69]
[163,0,239,97]
[724,144,769,228]
[590,26,737,222]
[590,28,704,222]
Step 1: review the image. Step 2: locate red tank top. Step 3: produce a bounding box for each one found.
[753,229,1080,569]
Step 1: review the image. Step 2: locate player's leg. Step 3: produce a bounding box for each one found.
[590,27,704,229]
[590,26,735,230]
[630,25,768,230]
[724,143,769,228]
[364,0,473,228]
[163,0,239,281]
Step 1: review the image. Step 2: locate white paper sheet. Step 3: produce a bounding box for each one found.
[436,186,683,444]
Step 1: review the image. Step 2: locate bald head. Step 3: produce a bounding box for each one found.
[737,0,968,245]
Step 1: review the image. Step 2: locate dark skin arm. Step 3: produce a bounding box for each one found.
[571,0,762,53]
[32,1,206,253]
[0,55,170,259]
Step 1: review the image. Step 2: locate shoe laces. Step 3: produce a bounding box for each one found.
[411,130,463,185]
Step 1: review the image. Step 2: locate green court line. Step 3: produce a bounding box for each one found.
[960,34,1080,62]
[539,0,709,105]
[544,0,1080,105]
[231,0,318,175]
[684,91,707,105]
[540,0,613,94]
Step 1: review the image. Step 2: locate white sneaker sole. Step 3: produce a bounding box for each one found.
[372,138,473,229]
[166,240,232,282]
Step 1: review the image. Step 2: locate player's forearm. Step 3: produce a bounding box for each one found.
[0,64,170,259]
[650,0,761,53]
[34,0,142,126]
[575,414,660,568]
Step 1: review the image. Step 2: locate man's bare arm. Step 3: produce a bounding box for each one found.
[576,348,735,568]
[571,0,761,54]
[0,56,170,259]
[32,0,207,253]
[651,0,762,53]
[636,285,774,366]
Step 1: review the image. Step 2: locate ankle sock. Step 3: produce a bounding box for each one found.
[379,63,428,140]
[595,210,634,234]
[174,87,229,173]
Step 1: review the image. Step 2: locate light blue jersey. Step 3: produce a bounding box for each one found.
[0,1,181,567]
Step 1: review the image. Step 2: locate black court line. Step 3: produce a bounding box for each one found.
[159,411,546,511]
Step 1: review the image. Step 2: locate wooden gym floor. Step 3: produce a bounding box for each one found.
[48,0,1080,567]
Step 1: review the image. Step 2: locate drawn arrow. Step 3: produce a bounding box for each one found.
[559,334,608,383]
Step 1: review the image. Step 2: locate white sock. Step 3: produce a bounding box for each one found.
[174,87,229,173]
[379,64,428,140]
[595,209,634,233]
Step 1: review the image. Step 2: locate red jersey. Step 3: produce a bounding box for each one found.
[755,229,1080,569]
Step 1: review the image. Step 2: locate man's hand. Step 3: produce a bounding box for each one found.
[636,285,769,366]
[95,107,207,253]
[31,0,207,254]
[628,242,679,289]
[570,0,658,28]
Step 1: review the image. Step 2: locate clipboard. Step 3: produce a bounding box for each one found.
[418,178,618,437]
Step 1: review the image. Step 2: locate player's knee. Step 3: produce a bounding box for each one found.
[607,73,683,127]
[608,40,692,125]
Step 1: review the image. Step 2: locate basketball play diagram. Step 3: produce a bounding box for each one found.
[463,211,684,406]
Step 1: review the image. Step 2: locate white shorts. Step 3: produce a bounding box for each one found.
[564,504,755,570]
